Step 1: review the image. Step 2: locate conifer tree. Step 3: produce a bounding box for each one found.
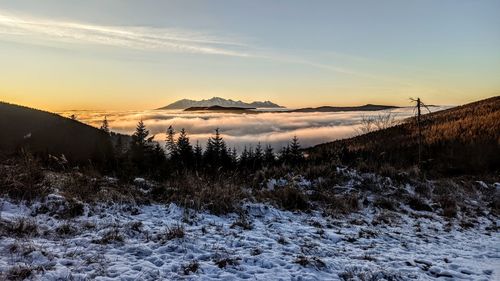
[253,142,263,169]
[115,134,123,153]
[176,128,193,168]
[151,143,166,166]
[100,116,110,134]
[130,120,152,172]
[204,128,229,169]
[239,146,249,168]
[264,144,275,166]
[230,147,238,167]
[193,141,203,169]
[132,120,149,147]
[289,136,304,164]
[165,126,178,159]
[279,144,291,163]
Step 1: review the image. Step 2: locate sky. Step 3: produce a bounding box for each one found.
[0,0,499,111]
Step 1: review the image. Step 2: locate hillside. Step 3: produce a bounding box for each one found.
[0,102,115,164]
[158,97,283,109]
[309,96,500,175]
[292,104,398,113]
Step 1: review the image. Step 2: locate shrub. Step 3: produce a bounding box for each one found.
[438,196,457,218]
[5,265,33,281]
[374,197,397,211]
[214,257,240,269]
[56,223,77,237]
[0,153,48,201]
[323,193,359,215]
[407,196,433,212]
[157,224,185,243]
[63,199,85,219]
[3,217,38,238]
[181,261,200,275]
[255,186,310,211]
[230,213,253,230]
[294,255,326,270]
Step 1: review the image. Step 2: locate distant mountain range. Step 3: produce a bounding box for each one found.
[184,105,256,112]
[157,97,284,110]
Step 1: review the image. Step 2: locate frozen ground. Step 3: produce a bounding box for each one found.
[0,194,498,280]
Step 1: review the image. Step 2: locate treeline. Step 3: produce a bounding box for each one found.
[106,120,304,180]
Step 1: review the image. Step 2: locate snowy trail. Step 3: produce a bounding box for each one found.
[1,197,498,280]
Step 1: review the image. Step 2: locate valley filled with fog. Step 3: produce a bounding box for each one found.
[59,106,447,150]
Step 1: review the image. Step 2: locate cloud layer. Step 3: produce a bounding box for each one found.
[59,107,446,151]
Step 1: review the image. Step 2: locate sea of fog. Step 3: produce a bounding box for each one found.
[58,107,448,151]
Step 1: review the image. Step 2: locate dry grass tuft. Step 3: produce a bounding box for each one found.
[93,229,124,244]
[1,217,38,238]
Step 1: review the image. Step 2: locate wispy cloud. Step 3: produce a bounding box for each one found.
[0,10,250,57]
[0,9,430,87]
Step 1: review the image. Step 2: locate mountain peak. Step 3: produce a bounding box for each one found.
[157,97,284,110]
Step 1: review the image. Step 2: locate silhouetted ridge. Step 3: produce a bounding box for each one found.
[292,104,398,112]
[0,102,115,164]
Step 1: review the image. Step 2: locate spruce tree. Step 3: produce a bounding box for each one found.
[212,128,226,154]
[176,128,193,168]
[114,135,123,154]
[204,128,229,169]
[165,126,178,159]
[194,141,203,169]
[100,116,110,134]
[279,144,291,164]
[132,120,149,147]
[253,142,263,169]
[239,146,249,168]
[152,143,166,166]
[230,147,238,167]
[264,145,275,166]
[130,120,151,172]
[289,136,304,164]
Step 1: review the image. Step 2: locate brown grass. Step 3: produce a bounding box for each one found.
[153,173,247,215]
[310,96,500,176]
[0,152,49,201]
[1,217,38,238]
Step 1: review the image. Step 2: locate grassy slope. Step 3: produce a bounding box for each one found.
[309,96,500,175]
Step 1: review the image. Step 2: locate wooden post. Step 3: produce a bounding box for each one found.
[417,98,422,167]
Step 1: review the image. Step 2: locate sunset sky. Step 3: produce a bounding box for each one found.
[0,0,499,111]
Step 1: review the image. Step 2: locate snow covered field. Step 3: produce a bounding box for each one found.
[1,193,498,280]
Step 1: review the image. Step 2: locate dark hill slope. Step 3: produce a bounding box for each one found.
[292,104,398,113]
[0,102,114,164]
[309,96,500,175]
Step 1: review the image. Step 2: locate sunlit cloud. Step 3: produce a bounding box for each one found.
[59,107,448,151]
